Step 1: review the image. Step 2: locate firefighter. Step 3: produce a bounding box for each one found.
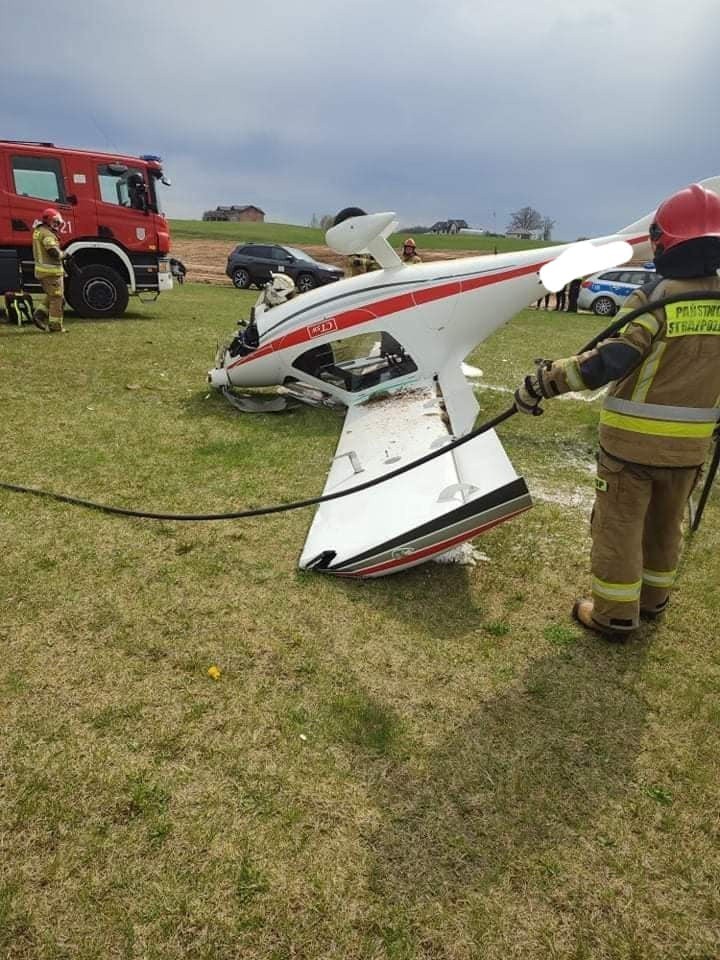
[401,237,422,264]
[127,171,147,212]
[32,207,66,333]
[347,253,379,277]
[514,183,720,639]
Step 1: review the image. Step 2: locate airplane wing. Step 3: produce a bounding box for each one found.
[299,379,532,577]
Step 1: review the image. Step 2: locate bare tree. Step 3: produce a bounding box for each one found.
[507,206,543,235]
[541,216,556,241]
[319,214,335,231]
[309,213,319,228]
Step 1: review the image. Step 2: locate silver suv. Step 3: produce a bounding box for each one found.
[577,266,656,316]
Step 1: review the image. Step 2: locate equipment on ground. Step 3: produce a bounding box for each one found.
[2,291,34,325]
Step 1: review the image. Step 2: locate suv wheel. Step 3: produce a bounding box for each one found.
[232,267,251,289]
[296,273,316,293]
[592,296,617,317]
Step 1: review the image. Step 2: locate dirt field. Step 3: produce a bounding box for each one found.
[171,238,489,285]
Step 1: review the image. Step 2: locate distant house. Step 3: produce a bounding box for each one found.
[202,205,265,223]
[430,219,468,234]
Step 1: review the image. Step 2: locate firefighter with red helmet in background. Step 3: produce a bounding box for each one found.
[515,183,720,639]
[32,207,66,333]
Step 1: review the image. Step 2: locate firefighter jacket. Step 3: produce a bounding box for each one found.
[538,275,720,467]
[402,253,422,264]
[348,254,379,276]
[32,225,63,278]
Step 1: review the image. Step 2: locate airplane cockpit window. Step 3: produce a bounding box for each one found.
[292,331,417,392]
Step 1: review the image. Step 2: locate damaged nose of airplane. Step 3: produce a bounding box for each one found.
[208,367,230,388]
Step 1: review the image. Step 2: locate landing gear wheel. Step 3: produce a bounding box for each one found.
[592,296,617,317]
[67,265,129,318]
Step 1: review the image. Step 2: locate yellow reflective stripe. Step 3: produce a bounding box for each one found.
[562,358,585,391]
[592,577,642,602]
[618,316,659,337]
[642,568,677,588]
[666,301,720,336]
[631,340,667,403]
[615,306,632,332]
[600,410,716,438]
[633,314,660,335]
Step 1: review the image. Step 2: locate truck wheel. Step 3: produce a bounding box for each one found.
[68,265,129,318]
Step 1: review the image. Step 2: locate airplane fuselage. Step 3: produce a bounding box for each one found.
[210,232,650,417]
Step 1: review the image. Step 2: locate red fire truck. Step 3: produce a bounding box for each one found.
[0,140,173,317]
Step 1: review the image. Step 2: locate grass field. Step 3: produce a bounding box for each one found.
[169,218,561,254]
[2,284,719,960]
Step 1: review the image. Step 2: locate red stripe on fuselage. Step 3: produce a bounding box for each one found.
[227,261,549,369]
[227,236,649,371]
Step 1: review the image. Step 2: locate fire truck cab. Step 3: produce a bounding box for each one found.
[0,141,173,318]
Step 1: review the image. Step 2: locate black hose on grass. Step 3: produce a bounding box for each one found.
[0,405,518,520]
[2,294,718,522]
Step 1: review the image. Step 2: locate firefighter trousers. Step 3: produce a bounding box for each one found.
[39,274,65,330]
[589,451,701,632]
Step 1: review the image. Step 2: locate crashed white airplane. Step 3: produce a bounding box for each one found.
[208,178,720,577]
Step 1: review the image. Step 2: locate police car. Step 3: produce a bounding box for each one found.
[577,265,656,316]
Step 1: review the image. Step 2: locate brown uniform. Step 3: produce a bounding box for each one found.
[540,275,720,632]
[347,254,379,277]
[32,225,65,331]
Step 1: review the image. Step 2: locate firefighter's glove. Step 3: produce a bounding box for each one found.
[514,374,544,416]
[47,246,62,262]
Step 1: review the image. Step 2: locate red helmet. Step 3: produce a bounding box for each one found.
[41,207,64,229]
[649,183,720,255]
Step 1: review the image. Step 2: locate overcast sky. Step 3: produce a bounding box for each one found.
[3,0,719,239]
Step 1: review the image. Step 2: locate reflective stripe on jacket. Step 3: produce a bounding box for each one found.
[32,226,63,278]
